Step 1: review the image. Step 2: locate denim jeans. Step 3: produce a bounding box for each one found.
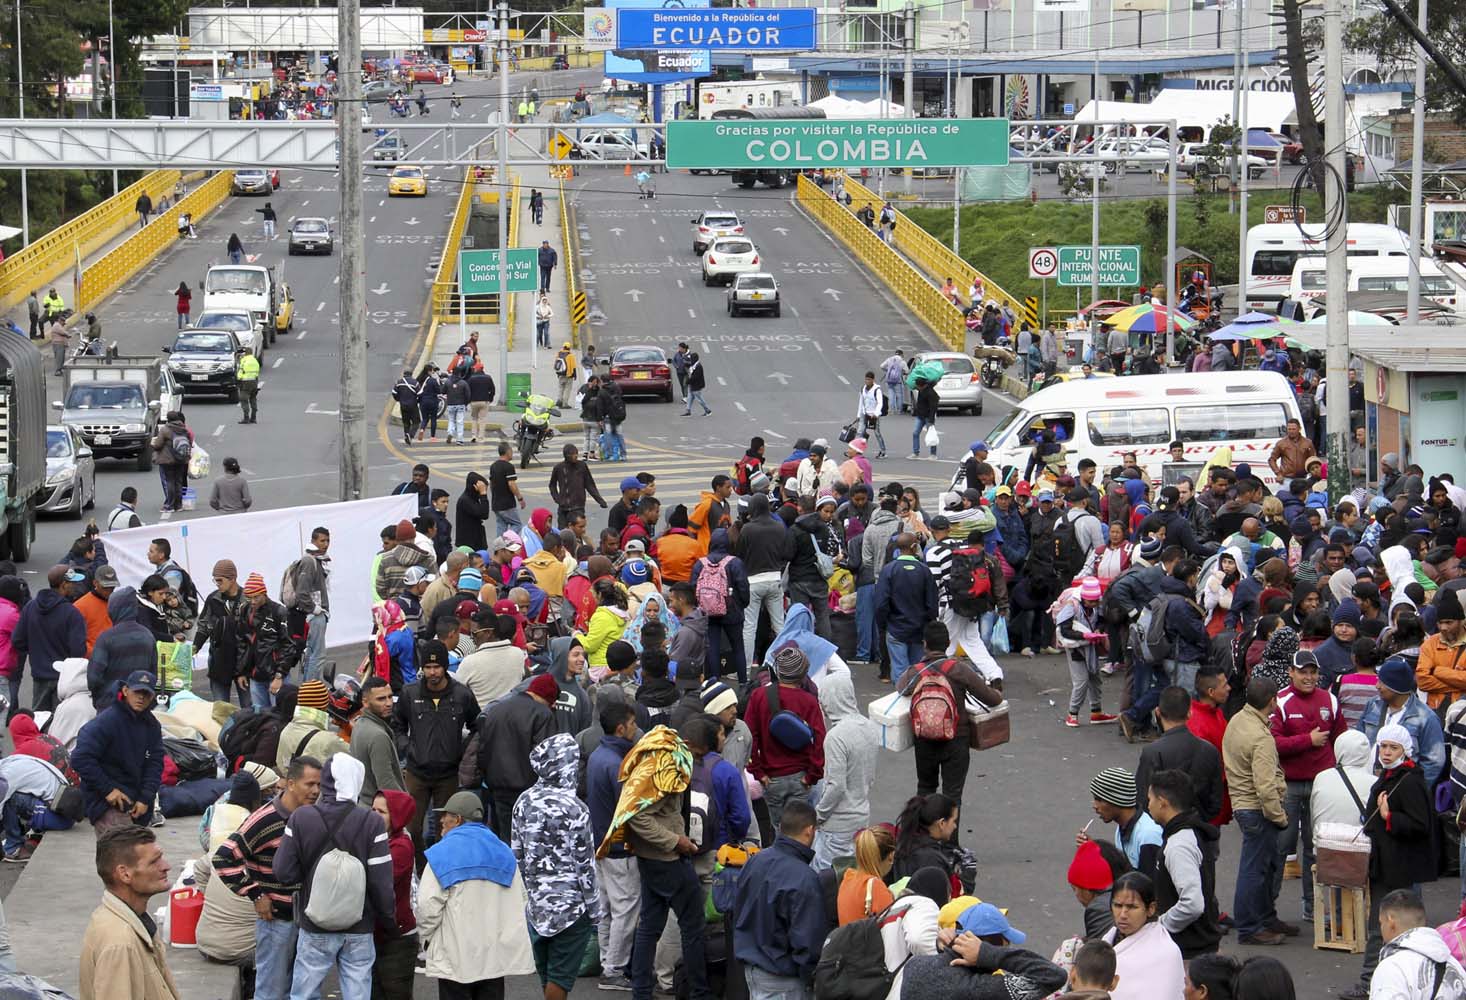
[1166,659,1201,698]
[1,793,40,853]
[745,965,811,1000]
[302,613,328,683]
[263,219,276,240]
[445,404,467,439]
[1276,779,1316,919]
[858,415,886,456]
[631,858,711,1000]
[885,379,906,413]
[1233,808,1281,938]
[255,918,298,1000]
[290,928,374,1000]
[230,249,243,264]
[854,584,876,660]
[911,418,935,457]
[812,825,859,872]
[495,507,523,538]
[763,773,809,833]
[250,680,277,710]
[1124,655,1165,728]
[684,389,710,415]
[209,677,252,708]
[705,615,747,685]
[743,575,785,663]
[886,635,924,686]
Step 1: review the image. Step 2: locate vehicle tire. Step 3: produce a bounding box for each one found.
[519,437,535,469]
[662,389,674,403]
[975,400,984,416]
[773,304,781,318]
[287,247,296,256]
[84,473,95,509]
[736,179,755,190]
[770,172,789,189]
[703,271,713,287]
[227,385,241,404]
[693,242,701,255]
[9,509,32,563]
[136,446,153,473]
[68,486,83,519]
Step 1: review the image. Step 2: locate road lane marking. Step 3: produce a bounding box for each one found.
[790,306,800,317]
[272,357,283,368]
[676,279,683,288]
[699,341,710,352]
[379,199,386,206]
[763,428,787,439]
[658,235,665,243]
[297,330,307,340]
[837,374,850,385]
[717,376,727,386]
[212,424,224,437]
[316,302,326,312]
[734,401,746,412]
[301,200,310,206]
[369,216,377,223]
[812,341,823,352]
[687,308,695,318]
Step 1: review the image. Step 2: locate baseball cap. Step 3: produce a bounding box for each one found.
[928,514,951,531]
[402,565,434,586]
[93,565,119,588]
[435,790,485,822]
[1037,490,1055,502]
[970,440,989,452]
[624,538,647,554]
[956,902,1026,945]
[994,486,1013,498]
[492,534,522,553]
[64,570,86,583]
[123,671,157,695]
[1014,482,1032,496]
[619,476,642,493]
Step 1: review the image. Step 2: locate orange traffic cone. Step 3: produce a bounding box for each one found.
[624,162,632,176]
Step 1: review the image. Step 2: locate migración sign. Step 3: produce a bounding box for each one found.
[617,8,817,50]
[665,118,1011,170]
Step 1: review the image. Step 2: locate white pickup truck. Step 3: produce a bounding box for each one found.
[202,263,293,347]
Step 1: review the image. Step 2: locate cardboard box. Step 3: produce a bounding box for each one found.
[1315,845,1370,888]
[869,692,913,752]
[968,699,1011,750]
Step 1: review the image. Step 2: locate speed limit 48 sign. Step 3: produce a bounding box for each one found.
[1029,247,1059,280]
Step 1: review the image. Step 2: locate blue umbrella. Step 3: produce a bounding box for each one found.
[1207,311,1293,341]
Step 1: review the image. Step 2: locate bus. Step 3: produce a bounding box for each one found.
[1245,223,1411,311]
[982,371,1303,491]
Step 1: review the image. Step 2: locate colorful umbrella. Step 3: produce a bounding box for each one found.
[1207,311,1297,341]
[1102,303,1197,334]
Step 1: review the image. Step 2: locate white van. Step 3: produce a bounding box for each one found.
[984,371,1303,489]
[1287,255,1462,313]
[1245,223,1411,311]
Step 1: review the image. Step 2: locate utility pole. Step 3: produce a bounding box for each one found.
[1230,0,1242,211]
[496,0,510,398]
[1089,48,1100,358]
[1407,0,1427,322]
[1238,1,1249,309]
[15,0,27,246]
[903,0,914,195]
[108,0,118,196]
[1323,0,1350,502]
[337,0,367,501]
[1166,122,1178,361]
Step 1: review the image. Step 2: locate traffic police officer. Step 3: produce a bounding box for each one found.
[236,347,261,423]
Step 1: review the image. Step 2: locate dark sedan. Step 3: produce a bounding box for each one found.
[602,345,674,402]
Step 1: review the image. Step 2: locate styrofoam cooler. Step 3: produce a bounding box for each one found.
[868,691,913,752]
[180,486,197,511]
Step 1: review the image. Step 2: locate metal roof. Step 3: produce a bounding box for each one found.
[1282,326,1466,372]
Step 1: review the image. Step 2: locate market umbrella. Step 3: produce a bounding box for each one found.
[1207,311,1297,341]
[1103,303,1196,334]
[1303,310,1394,327]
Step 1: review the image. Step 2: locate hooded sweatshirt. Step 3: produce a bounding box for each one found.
[376,788,418,943]
[86,589,158,708]
[543,636,594,736]
[13,587,86,683]
[1372,926,1466,1000]
[1154,810,1223,958]
[813,669,880,833]
[456,472,491,552]
[49,656,96,748]
[510,733,599,937]
[1309,729,1376,831]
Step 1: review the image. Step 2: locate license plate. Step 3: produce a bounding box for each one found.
[190,375,209,382]
[750,292,763,300]
[633,372,650,380]
[94,435,112,445]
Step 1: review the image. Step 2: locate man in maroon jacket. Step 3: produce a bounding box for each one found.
[745,647,827,831]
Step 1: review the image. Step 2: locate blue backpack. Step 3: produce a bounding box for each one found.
[766,682,814,751]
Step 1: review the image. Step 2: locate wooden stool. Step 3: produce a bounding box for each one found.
[1313,867,1369,953]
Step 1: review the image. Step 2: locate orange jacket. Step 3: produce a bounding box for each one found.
[1415,633,1466,709]
[656,529,702,584]
[689,490,729,555]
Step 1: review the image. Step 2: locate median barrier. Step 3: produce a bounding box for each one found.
[796,174,965,350]
[839,174,1024,319]
[0,170,181,313]
[505,173,522,349]
[432,167,499,325]
[560,179,584,347]
[78,171,235,311]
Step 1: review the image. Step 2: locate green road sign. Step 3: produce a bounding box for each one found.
[1055,245,1142,287]
[665,118,1011,171]
[459,248,538,294]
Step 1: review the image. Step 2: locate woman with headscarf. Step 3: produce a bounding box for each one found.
[624,590,678,654]
[1253,624,1299,692]
[881,866,951,998]
[1202,547,1245,638]
[762,602,843,684]
[1326,567,1358,614]
[371,600,416,693]
[521,508,552,558]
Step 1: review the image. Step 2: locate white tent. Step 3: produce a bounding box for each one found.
[858,99,906,116]
[1148,89,1299,134]
[1070,100,1162,126]
[808,95,865,119]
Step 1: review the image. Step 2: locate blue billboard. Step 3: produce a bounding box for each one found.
[616,8,818,51]
[604,0,710,84]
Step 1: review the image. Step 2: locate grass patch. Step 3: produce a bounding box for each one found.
[905,185,1409,309]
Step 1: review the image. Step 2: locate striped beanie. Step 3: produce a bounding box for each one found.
[243,572,267,597]
[1089,767,1138,809]
[701,678,738,717]
[298,679,331,710]
[773,645,810,681]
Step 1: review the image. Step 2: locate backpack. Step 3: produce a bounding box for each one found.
[765,682,814,751]
[554,354,568,376]
[303,809,367,931]
[280,558,304,612]
[777,457,801,491]
[813,900,913,1000]
[171,565,200,614]
[946,546,994,618]
[694,557,729,617]
[684,759,720,855]
[907,660,960,742]
[605,386,627,423]
[1133,594,1175,665]
[218,708,273,772]
[1052,512,1091,580]
[169,433,193,463]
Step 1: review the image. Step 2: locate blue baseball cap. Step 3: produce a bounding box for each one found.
[123,671,158,695]
[956,902,1026,944]
[1037,490,1055,502]
[619,476,642,493]
[970,441,989,453]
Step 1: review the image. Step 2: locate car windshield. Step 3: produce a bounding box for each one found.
[175,333,234,353]
[46,430,71,458]
[615,349,663,364]
[739,276,776,290]
[395,168,423,179]
[195,313,250,331]
[206,270,267,295]
[294,220,328,234]
[714,241,753,254]
[65,384,144,409]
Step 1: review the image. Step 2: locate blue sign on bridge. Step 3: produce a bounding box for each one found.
[616,7,818,51]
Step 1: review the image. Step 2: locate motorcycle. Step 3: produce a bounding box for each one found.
[514,393,561,469]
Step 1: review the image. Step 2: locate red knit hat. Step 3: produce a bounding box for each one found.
[527,673,559,703]
[1067,840,1113,891]
[243,572,267,597]
[1455,537,1466,561]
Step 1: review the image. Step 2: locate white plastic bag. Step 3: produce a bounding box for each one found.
[187,442,210,481]
[924,424,940,449]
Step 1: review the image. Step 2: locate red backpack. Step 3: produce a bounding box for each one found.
[907,660,960,742]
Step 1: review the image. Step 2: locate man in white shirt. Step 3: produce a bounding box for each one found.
[857,372,887,459]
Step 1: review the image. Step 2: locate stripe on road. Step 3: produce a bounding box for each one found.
[272,357,283,368]
[212,424,224,437]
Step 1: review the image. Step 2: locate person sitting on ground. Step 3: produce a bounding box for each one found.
[897,901,1068,1000]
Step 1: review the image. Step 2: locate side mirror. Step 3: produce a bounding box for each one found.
[76,448,93,459]
[50,401,62,411]
[161,346,172,353]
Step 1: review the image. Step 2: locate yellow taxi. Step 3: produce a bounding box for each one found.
[388,165,427,197]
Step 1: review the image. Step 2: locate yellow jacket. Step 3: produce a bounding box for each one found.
[237,353,260,381]
[80,891,181,1000]
[1221,704,1287,826]
[579,605,629,667]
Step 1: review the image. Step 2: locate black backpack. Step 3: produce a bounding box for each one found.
[605,385,627,423]
[218,708,273,772]
[946,546,994,618]
[813,901,912,1000]
[1051,512,1090,581]
[174,566,200,614]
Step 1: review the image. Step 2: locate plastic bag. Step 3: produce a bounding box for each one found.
[990,617,1011,655]
[924,424,940,449]
[187,442,210,481]
[157,641,194,693]
[162,736,219,782]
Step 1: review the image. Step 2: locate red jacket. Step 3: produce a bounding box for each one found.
[745,681,826,783]
[1270,684,1347,782]
[1187,700,1231,825]
[377,789,417,942]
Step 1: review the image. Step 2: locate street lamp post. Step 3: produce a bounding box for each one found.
[15,0,28,246]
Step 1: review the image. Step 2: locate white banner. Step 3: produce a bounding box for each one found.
[103,494,418,654]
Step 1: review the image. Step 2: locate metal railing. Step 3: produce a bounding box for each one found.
[504,172,522,349]
[79,171,234,311]
[1,170,181,312]
[839,174,1023,319]
[797,174,965,350]
[559,178,581,347]
[431,166,495,322]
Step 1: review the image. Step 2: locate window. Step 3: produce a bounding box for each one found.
[1028,411,1076,445]
[1086,408,1171,447]
[1175,402,1289,443]
[1252,250,1301,278]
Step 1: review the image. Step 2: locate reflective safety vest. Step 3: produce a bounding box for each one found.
[237,354,261,381]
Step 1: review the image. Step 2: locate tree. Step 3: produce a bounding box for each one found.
[1277,0,1328,187]
[1347,0,1466,123]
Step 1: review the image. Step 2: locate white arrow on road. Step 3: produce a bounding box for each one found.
[823,288,843,302]
[305,402,341,416]
[767,372,792,386]
[370,283,391,296]
[403,217,421,226]
[609,227,625,237]
[625,289,644,303]
[772,226,789,235]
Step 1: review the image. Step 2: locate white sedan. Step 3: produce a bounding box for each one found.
[702,237,761,286]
